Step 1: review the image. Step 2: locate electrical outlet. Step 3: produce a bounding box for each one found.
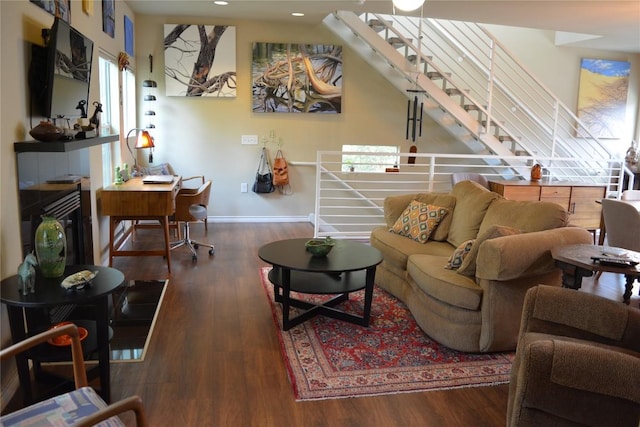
[240,182,248,193]
[241,135,258,145]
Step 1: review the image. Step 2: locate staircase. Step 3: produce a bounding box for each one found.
[323,11,619,183]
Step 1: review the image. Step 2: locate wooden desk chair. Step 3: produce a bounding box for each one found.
[0,324,148,427]
[170,180,215,262]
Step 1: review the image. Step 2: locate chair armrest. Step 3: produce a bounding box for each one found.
[71,395,148,427]
[0,324,88,389]
[181,175,205,187]
[475,227,593,281]
[521,285,640,352]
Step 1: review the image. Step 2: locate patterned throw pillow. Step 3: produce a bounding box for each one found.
[457,225,521,276]
[390,200,449,244]
[445,239,475,269]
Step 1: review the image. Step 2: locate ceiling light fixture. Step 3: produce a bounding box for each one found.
[213,1,228,5]
[291,12,304,17]
[392,0,425,12]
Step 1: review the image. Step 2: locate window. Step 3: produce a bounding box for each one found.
[98,54,136,186]
[341,145,400,173]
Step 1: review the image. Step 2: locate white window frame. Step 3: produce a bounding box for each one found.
[341,144,400,173]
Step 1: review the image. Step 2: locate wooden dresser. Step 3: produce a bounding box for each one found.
[488,180,606,229]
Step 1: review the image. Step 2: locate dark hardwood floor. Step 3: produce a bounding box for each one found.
[7,222,639,426]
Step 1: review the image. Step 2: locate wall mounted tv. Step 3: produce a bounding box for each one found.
[30,17,94,121]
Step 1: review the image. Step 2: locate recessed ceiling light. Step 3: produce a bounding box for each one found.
[291,12,305,17]
[214,1,228,5]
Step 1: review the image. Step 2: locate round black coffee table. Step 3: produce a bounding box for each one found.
[258,238,382,330]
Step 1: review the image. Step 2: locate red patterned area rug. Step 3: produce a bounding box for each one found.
[260,267,514,401]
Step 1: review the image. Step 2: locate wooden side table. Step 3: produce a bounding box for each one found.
[551,244,640,304]
[0,265,125,405]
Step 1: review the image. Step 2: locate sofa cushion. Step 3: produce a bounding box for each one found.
[408,254,483,310]
[390,201,449,244]
[477,198,569,238]
[447,181,502,247]
[371,226,454,270]
[457,225,521,276]
[384,193,456,241]
[445,239,475,270]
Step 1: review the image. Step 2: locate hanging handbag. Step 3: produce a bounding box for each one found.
[273,149,289,187]
[252,147,275,193]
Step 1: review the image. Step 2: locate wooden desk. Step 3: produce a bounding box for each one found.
[102,177,180,273]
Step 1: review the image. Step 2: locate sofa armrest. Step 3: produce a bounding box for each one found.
[475,227,592,281]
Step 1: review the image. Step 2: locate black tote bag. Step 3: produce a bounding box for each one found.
[252,147,275,193]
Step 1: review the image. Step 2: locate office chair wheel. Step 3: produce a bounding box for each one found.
[194,244,199,249]
[192,255,197,262]
[208,248,214,255]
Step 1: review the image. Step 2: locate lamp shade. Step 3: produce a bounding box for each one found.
[135,130,154,149]
[392,0,425,11]
[142,80,158,88]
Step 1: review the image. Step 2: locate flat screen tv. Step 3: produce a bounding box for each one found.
[30,17,94,120]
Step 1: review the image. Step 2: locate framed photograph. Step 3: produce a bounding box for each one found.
[124,15,134,56]
[164,24,237,97]
[577,58,630,139]
[30,0,70,23]
[252,43,342,113]
[103,0,115,38]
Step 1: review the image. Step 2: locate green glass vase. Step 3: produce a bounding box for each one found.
[35,216,66,278]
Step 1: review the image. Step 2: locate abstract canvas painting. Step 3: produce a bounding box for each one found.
[164,24,236,97]
[577,58,630,139]
[252,43,342,113]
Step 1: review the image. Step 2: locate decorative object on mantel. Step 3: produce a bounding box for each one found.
[530,163,542,181]
[17,252,38,295]
[125,128,155,176]
[35,216,66,278]
[29,120,64,142]
[88,101,102,133]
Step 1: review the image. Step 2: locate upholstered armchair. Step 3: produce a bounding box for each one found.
[507,285,640,426]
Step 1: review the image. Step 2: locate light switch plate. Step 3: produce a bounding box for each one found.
[241,135,258,145]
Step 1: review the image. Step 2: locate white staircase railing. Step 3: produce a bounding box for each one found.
[324,11,623,183]
[313,151,628,240]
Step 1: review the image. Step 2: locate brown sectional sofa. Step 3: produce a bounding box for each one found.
[370,180,593,353]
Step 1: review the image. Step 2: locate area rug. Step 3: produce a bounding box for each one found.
[109,279,168,362]
[260,267,514,401]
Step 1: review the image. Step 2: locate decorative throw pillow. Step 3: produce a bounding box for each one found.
[457,225,521,276]
[445,239,475,270]
[390,200,449,244]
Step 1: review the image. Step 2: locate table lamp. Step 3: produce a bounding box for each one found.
[126,128,155,176]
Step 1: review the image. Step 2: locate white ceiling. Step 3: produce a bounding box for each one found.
[126,0,640,53]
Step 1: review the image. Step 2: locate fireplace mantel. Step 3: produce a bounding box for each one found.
[14,134,119,153]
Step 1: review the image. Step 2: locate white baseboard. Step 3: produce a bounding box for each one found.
[209,216,311,223]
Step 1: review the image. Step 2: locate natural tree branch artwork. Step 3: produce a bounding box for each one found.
[252,43,342,113]
[164,24,236,97]
[577,58,630,139]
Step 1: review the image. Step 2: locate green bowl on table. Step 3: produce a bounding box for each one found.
[305,237,336,257]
